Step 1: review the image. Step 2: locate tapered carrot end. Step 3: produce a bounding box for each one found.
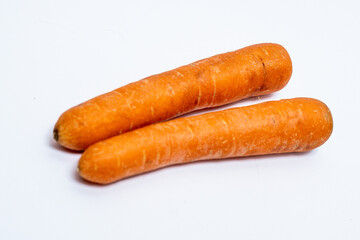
[78,144,110,184]
[78,155,111,185]
[243,43,292,96]
[53,112,89,151]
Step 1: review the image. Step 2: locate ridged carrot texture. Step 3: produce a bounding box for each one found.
[78,98,333,184]
[54,43,292,150]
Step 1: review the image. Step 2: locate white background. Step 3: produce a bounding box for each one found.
[1,0,359,239]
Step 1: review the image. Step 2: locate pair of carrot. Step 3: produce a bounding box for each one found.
[54,43,333,184]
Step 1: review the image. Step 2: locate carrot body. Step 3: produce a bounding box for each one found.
[54,43,292,150]
[78,98,333,184]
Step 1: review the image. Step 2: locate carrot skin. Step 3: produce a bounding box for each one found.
[78,98,333,184]
[54,43,292,150]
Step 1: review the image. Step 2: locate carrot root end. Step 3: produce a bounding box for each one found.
[53,128,59,141]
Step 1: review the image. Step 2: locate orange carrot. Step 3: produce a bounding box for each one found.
[78,98,333,184]
[54,43,292,150]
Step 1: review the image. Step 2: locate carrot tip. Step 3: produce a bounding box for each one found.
[53,128,59,141]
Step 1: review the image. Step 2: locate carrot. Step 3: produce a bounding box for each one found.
[78,98,333,184]
[54,43,292,150]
